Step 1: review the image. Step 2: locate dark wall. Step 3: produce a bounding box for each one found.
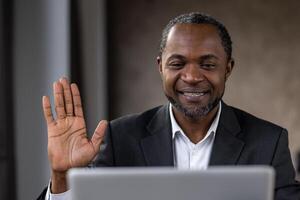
[0,0,16,199]
[107,0,300,163]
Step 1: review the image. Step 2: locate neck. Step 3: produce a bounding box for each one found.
[172,104,219,144]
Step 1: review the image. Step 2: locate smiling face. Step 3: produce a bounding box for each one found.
[158,23,234,119]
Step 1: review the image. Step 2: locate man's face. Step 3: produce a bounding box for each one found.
[158,23,234,119]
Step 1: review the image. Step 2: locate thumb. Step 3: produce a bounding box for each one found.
[91,120,108,153]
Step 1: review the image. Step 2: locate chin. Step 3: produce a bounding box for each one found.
[166,94,221,119]
[181,105,212,119]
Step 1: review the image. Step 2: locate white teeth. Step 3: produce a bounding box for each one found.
[183,92,205,97]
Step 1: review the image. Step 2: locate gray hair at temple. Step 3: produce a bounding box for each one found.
[159,12,233,60]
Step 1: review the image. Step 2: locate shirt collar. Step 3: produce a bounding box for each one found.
[169,102,222,141]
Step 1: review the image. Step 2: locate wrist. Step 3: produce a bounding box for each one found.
[51,170,68,194]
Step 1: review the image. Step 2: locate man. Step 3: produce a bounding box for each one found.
[37,12,300,200]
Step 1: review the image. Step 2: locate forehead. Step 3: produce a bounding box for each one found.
[164,23,226,58]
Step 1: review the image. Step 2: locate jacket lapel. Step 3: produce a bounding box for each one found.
[209,102,245,166]
[140,103,244,167]
[141,105,174,166]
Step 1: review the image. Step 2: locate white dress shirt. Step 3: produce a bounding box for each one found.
[170,102,221,169]
[46,102,222,200]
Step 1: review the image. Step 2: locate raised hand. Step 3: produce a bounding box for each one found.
[42,77,107,193]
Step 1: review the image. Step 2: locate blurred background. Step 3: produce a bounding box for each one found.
[1,0,300,199]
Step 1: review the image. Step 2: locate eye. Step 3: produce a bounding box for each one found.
[200,63,216,69]
[168,62,185,69]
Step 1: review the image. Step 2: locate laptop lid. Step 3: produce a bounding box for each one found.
[68,166,274,200]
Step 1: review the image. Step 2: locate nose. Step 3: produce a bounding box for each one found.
[181,64,204,84]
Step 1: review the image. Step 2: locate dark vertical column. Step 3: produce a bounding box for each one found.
[69,0,109,125]
[69,0,93,119]
[106,0,114,120]
[0,0,16,199]
[70,0,82,89]
[297,152,300,174]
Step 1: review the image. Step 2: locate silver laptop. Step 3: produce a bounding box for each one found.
[68,166,274,200]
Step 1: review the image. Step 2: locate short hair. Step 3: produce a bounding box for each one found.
[159,12,233,60]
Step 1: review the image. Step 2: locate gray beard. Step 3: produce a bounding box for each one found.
[166,95,221,120]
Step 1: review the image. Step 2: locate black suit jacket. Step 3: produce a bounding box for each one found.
[37,102,300,200]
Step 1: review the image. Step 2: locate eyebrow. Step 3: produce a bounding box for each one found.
[166,54,186,62]
[200,54,219,60]
[166,53,219,62]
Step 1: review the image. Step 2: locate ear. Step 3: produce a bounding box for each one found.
[157,56,163,76]
[225,58,234,81]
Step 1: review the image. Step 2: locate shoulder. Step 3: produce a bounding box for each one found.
[221,104,291,165]
[108,105,166,136]
[229,105,285,132]
[110,105,164,126]
[222,103,287,146]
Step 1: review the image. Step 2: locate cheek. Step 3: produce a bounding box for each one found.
[205,72,226,90]
[162,75,173,91]
[212,74,226,92]
[162,71,178,92]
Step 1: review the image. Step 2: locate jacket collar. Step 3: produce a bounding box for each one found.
[141,105,174,166]
[141,102,244,166]
[209,101,244,166]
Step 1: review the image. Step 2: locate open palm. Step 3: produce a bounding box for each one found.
[42,78,107,173]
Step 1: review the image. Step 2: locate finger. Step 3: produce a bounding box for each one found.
[59,77,73,116]
[71,83,84,117]
[54,81,66,119]
[42,96,54,124]
[91,120,108,153]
